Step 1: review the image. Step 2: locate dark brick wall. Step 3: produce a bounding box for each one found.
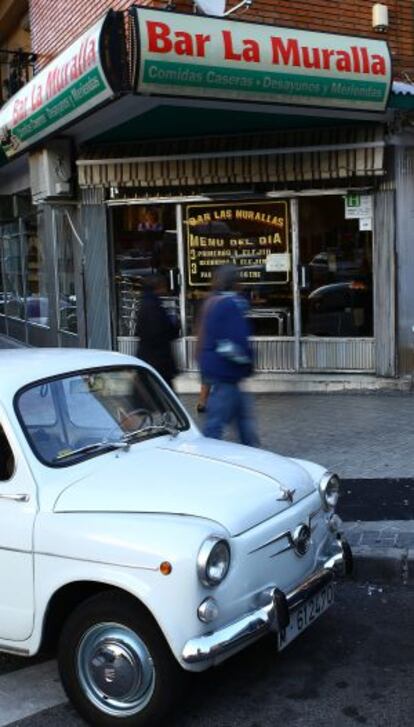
[30,0,414,78]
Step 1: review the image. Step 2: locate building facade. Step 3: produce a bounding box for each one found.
[1,0,414,383]
[0,0,33,104]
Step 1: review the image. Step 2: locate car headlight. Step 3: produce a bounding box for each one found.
[319,472,340,510]
[197,537,231,587]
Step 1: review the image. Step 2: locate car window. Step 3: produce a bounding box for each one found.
[17,383,56,426]
[62,377,118,429]
[16,366,189,467]
[0,426,15,481]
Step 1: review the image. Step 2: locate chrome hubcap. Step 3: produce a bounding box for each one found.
[77,623,155,716]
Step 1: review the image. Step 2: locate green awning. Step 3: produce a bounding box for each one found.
[89,104,355,145]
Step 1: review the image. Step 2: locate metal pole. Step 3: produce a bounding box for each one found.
[176,203,187,369]
[64,209,88,347]
[290,198,301,372]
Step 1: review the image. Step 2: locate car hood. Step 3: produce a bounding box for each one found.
[53,436,318,536]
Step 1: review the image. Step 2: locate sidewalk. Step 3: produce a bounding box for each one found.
[0,334,27,349]
[182,391,414,479]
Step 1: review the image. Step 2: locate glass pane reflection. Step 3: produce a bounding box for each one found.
[299,196,373,338]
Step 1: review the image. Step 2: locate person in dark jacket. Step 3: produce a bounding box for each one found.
[136,275,179,389]
[199,264,259,447]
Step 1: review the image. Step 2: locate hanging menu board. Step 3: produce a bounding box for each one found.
[185,200,290,287]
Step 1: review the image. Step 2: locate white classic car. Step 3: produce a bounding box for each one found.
[0,349,352,726]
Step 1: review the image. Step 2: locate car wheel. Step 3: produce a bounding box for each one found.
[58,591,186,726]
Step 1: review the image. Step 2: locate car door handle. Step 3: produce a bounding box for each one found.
[0,493,30,503]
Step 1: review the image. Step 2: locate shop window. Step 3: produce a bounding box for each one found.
[2,229,24,319]
[299,197,373,338]
[113,205,179,337]
[183,200,293,337]
[56,215,78,334]
[25,212,49,326]
[0,207,49,325]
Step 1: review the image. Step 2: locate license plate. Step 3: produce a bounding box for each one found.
[277,583,334,651]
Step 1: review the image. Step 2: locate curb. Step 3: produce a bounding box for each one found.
[343,520,414,584]
[351,546,414,584]
[175,372,413,394]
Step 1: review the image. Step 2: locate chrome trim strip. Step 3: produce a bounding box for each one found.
[249,507,321,556]
[269,543,293,557]
[182,537,351,665]
[0,644,30,655]
[0,493,30,503]
[248,530,290,555]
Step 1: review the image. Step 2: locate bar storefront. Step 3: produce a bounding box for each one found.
[86,6,392,375]
[108,187,377,373]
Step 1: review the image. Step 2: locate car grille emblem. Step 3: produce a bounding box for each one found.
[277,487,296,504]
[292,524,312,557]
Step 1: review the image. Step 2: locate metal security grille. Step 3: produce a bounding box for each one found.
[117,335,375,372]
[300,338,375,372]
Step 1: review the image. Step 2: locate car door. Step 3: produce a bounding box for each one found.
[0,414,37,642]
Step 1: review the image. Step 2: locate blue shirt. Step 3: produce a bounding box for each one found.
[199,292,253,383]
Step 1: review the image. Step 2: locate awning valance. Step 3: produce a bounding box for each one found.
[77,125,385,188]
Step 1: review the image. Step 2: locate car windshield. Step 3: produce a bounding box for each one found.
[15,366,189,466]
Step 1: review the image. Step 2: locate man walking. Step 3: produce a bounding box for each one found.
[136,275,179,389]
[199,264,259,447]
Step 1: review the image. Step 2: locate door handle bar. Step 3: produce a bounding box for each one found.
[0,493,30,503]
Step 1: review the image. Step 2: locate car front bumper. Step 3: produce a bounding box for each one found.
[182,534,352,666]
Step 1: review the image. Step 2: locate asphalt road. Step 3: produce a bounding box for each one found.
[3,581,414,727]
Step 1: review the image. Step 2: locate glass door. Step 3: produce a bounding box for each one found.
[298,195,373,338]
[112,204,180,343]
[297,194,374,371]
[53,208,83,346]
